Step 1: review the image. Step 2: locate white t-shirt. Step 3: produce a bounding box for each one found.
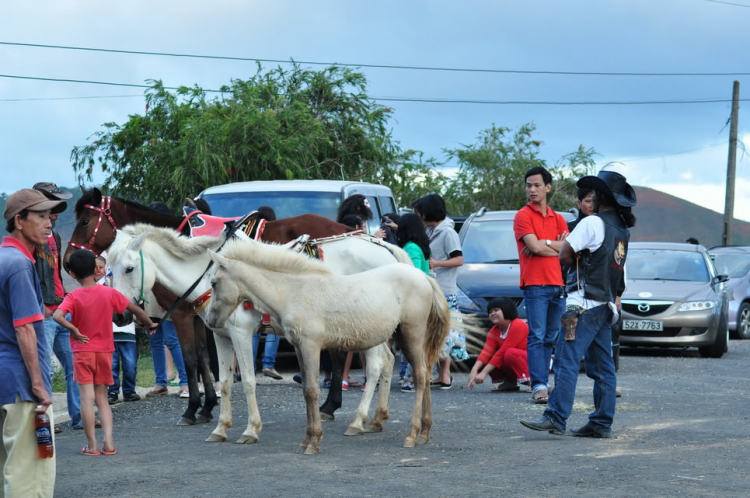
[566,215,621,322]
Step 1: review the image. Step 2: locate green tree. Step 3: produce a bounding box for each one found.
[71,64,403,208]
[441,123,597,215]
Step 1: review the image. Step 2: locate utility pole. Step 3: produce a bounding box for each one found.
[723,81,740,246]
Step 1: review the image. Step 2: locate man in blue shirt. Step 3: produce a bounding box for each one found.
[1,188,65,497]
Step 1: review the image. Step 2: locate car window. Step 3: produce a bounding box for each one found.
[627,249,710,282]
[378,195,397,218]
[461,219,519,264]
[711,252,750,278]
[201,191,341,219]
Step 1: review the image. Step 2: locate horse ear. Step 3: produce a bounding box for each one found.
[207,250,230,269]
[127,230,149,251]
[92,187,102,204]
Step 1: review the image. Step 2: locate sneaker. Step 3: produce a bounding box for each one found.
[179,390,189,399]
[322,378,331,389]
[292,373,303,384]
[107,393,120,405]
[233,372,242,383]
[342,380,349,391]
[123,392,141,402]
[401,383,415,393]
[262,368,284,380]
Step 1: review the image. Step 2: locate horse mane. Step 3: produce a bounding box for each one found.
[112,224,225,260]
[75,188,183,225]
[222,238,332,276]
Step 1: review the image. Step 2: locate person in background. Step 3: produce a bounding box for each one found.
[568,188,594,233]
[521,170,636,438]
[467,297,529,392]
[413,193,469,389]
[55,249,157,455]
[377,212,400,244]
[513,166,569,404]
[685,237,699,245]
[144,202,190,399]
[394,213,431,392]
[1,188,61,497]
[32,182,82,433]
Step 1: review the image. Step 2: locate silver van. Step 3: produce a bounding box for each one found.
[198,180,398,235]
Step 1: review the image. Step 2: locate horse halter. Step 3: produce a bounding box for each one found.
[68,196,119,255]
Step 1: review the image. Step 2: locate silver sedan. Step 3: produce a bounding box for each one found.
[620,242,729,358]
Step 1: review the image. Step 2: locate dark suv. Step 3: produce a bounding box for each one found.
[455,208,575,328]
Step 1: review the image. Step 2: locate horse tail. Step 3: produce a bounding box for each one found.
[382,241,414,266]
[424,277,451,367]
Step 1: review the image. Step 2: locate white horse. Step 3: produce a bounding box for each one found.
[108,225,412,444]
[204,238,450,454]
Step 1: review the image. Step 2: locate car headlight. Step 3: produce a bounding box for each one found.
[677,301,716,312]
[455,288,482,312]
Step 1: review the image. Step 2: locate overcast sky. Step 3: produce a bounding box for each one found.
[3,1,750,219]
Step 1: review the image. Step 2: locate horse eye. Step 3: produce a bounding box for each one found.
[80,219,89,226]
[125,267,134,274]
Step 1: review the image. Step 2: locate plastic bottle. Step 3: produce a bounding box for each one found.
[35,406,54,459]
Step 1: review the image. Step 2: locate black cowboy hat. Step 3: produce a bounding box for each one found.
[577,170,636,208]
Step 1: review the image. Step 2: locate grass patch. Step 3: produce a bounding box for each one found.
[51,351,157,393]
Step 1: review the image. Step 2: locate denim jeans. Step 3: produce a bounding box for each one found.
[148,320,188,387]
[522,285,566,392]
[252,333,280,370]
[110,341,138,395]
[43,317,82,428]
[544,304,616,433]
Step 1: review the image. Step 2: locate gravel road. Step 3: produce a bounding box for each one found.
[50,341,750,498]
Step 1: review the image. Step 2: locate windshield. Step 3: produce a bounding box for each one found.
[627,249,710,282]
[461,219,519,264]
[711,252,750,278]
[201,191,341,220]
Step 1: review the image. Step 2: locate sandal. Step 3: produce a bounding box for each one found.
[346,378,362,388]
[101,447,117,456]
[81,445,100,456]
[533,388,549,404]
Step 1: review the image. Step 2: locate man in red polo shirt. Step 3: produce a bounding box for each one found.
[513,166,569,404]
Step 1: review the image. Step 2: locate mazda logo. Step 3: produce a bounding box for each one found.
[638,303,651,312]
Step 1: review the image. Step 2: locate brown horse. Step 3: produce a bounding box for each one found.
[64,187,356,426]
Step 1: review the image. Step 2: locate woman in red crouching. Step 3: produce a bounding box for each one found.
[467,297,530,392]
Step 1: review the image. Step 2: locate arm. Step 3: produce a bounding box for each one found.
[15,323,52,411]
[53,308,88,344]
[521,234,563,257]
[559,240,576,266]
[126,302,158,332]
[430,254,464,269]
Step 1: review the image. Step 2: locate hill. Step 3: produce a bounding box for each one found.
[631,186,750,247]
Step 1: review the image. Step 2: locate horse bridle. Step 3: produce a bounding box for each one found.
[68,196,119,256]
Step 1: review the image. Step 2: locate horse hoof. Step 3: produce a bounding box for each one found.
[344,427,364,437]
[235,435,259,444]
[403,438,417,448]
[205,434,226,443]
[320,412,334,422]
[303,446,320,455]
[363,424,383,434]
[417,435,430,445]
[196,414,213,424]
[177,417,196,426]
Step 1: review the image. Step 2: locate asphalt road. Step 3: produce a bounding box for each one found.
[50,341,750,498]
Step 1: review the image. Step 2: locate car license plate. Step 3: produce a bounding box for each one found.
[623,320,663,331]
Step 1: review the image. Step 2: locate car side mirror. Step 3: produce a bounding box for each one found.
[715,274,730,283]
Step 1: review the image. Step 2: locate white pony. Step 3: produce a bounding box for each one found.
[204,238,451,454]
[107,225,413,444]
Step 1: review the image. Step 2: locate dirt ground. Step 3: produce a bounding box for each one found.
[50,341,750,498]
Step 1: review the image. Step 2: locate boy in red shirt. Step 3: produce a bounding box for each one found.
[53,249,156,456]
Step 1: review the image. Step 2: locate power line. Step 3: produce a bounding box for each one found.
[2,41,750,77]
[0,94,141,102]
[1,74,747,106]
[704,0,750,8]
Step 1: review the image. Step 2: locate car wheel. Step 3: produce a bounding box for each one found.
[699,313,729,358]
[736,302,750,340]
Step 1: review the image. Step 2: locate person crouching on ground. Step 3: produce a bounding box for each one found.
[53,249,157,456]
[467,297,530,392]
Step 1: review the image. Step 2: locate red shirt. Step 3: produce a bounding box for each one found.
[513,203,568,287]
[58,286,130,353]
[46,234,65,312]
[476,318,528,370]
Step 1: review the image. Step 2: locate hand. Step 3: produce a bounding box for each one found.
[467,373,476,390]
[522,246,533,258]
[32,384,52,411]
[428,258,438,269]
[474,372,486,385]
[145,322,159,335]
[44,306,53,319]
[557,231,569,241]
[383,220,397,229]
[373,228,386,239]
[71,328,89,344]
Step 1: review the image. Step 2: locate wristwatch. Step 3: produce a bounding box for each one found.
[545,239,552,247]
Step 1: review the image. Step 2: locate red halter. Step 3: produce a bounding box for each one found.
[68,196,119,256]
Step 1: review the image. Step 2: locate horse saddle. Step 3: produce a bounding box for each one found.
[182,207,268,241]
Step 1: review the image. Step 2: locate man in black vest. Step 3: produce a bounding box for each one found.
[521,170,636,438]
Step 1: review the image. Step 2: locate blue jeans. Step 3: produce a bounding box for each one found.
[544,304,617,433]
[523,285,566,392]
[148,320,188,387]
[43,317,81,428]
[110,341,138,395]
[252,333,280,370]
